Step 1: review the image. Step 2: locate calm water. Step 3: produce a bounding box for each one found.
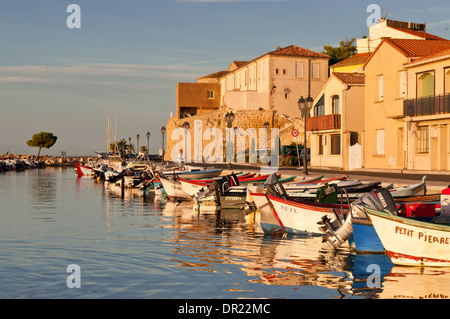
[1,167,449,299]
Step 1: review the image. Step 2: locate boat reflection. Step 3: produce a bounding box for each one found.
[100,186,450,299]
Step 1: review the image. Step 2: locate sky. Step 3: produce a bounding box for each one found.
[1,0,450,156]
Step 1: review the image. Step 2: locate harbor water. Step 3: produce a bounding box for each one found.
[1,167,449,299]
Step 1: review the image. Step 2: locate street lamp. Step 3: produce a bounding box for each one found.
[128,137,132,157]
[298,96,313,175]
[183,121,190,163]
[161,126,166,162]
[146,132,151,154]
[225,111,235,169]
[136,134,140,153]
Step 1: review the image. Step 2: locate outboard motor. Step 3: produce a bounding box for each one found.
[319,188,397,250]
[266,181,288,199]
[351,188,397,218]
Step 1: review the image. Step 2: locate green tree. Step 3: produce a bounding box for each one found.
[140,145,148,153]
[26,132,57,158]
[322,38,357,66]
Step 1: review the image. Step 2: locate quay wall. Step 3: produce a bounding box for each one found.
[164,109,304,162]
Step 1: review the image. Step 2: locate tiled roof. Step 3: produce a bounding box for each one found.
[364,38,450,68]
[267,45,330,59]
[387,26,446,40]
[198,70,229,79]
[405,48,450,67]
[384,38,450,58]
[331,52,371,68]
[333,72,365,85]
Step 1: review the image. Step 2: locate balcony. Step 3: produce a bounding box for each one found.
[404,93,450,117]
[306,114,341,131]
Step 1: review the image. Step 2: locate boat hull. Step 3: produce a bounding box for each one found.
[74,163,93,176]
[159,177,192,201]
[250,190,284,235]
[351,218,385,253]
[366,208,450,267]
[267,195,336,235]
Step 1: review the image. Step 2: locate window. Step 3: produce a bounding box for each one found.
[445,69,450,95]
[207,90,214,99]
[296,62,303,78]
[312,63,320,79]
[283,69,286,75]
[376,129,385,155]
[377,75,384,101]
[276,69,279,75]
[417,126,429,153]
[284,93,289,99]
[332,96,339,114]
[399,70,407,98]
[418,73,435,98]
[314,95,325,116]
[330,134,340,155]
[318,135,324,155]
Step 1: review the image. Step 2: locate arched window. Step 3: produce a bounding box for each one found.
[418,73,435,98]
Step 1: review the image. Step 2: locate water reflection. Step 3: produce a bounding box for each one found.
[28,169,57,221]
[101,181,450,299]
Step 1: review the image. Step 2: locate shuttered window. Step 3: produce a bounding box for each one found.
[376,129,385,155]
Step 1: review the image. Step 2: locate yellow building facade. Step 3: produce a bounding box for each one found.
[364,39,450,170]
[403,49,450,170]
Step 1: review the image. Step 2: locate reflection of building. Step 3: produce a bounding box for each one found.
[403,49,450,170]
[175,45,330,119]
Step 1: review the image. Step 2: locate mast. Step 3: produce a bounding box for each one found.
[107,116,111,153]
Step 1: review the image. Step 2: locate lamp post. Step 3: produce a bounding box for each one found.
[298,96,313,175]
[225,111,235,169]
[183,121,190,163]
[136,134,140,153]
[146,132,151,154]
[128,137,132,157]
[161,126,166,162]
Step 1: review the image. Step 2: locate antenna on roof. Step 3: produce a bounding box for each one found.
[446,25,448,39]
[381,7,391,19]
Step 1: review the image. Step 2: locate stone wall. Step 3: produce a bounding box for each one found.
[164,108,305,163]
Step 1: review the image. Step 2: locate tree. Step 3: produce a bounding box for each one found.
[322,38,357,66]
[26,132,57,158]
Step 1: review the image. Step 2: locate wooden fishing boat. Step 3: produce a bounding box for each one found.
[266,194,346,236]
[185,172,255,184]
[320,186,440,253]
[158,176,192,201]
[285,175,348,186]
[165,168,224,180]
[74,162,93,176]
[366,208,450,267]
[248,186,284,235]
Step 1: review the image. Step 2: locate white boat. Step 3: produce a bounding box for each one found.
[366,208,450,267]
[248,186,285,235]
[158,176,192,201]
[74,162,93,176]
[267,194,346,236]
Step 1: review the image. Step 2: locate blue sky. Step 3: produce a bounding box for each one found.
[1,0,450,156]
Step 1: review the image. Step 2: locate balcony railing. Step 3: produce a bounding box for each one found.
[306,114,341,131]
[404,93,450,117]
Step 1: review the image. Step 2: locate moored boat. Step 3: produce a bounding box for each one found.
[366,208,450,267]
[158,176,192,201]
[74,162,93,176]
